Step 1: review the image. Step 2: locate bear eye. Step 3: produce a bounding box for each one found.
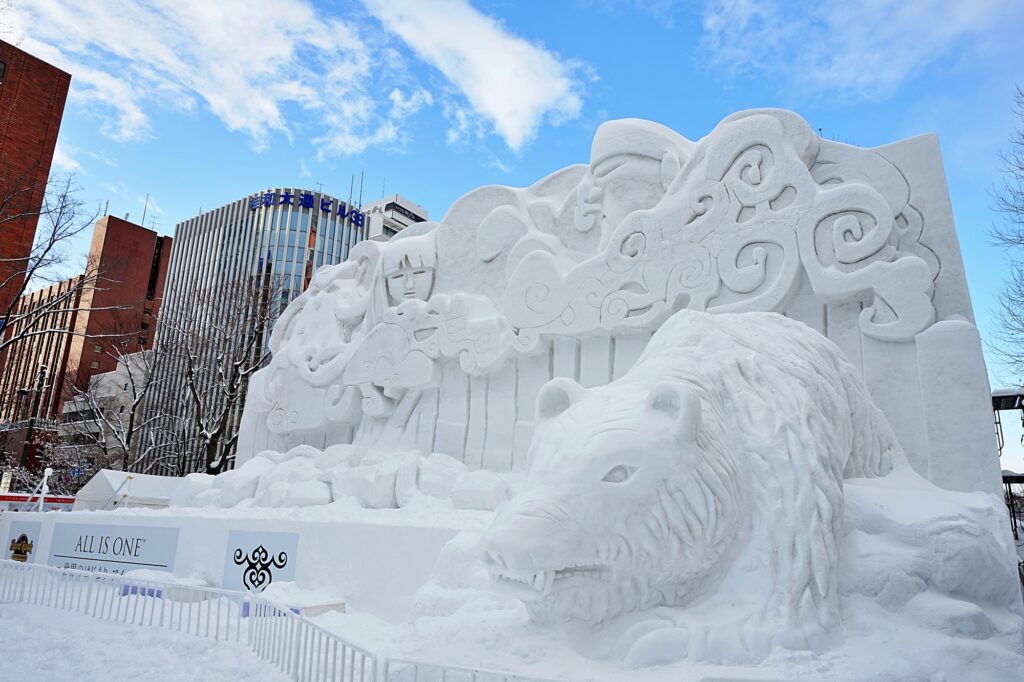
[602,464,637,484]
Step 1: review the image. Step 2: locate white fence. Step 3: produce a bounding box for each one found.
[0,558,247,641]
[0,560,555,682]
[249,596,376,681]
[382,659,557,682]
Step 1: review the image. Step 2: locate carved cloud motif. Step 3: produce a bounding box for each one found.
[501,110,937,343]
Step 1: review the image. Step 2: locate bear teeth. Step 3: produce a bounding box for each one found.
[491,564,604,594]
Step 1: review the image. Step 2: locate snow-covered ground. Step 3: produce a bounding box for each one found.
[0,603,287,682]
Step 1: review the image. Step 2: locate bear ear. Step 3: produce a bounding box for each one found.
[646,382,700,443]
[536,377,586,421]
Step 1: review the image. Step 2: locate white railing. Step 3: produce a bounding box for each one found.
[382,659,555,682]
[249,595,377,681]
[0,560,552,682]
[0,559,247,641]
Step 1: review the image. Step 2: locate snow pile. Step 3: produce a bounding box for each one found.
[0,603,287,682]
[172,445,515,512]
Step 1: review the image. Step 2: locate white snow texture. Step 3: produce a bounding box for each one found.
[166,109,1022,676]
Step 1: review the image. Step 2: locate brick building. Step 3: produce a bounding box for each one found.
[0,40,71,318]
[0,216,171,466]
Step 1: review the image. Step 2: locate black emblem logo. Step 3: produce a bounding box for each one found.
[9,533,33,563]
[233,544,287,592]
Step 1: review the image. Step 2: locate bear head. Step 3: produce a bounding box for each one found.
[480,376,747,624]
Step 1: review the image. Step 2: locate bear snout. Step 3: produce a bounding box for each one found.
[481,501,590,572]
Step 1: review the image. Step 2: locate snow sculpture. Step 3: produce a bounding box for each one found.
[233,107,1000,505]
[482,309,900,656]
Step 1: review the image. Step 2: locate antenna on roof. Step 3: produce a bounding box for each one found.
[103,199,109,216]
[381,176,386,197]
[358,171,364,208]
[140,193,149,227]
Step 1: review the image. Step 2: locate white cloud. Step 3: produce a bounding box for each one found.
[51,142,79,172]
[140,194,164,216]
[86,150,118,168]
[486,157,512,173]
[441,98,487,147]
[363,0,586,151]
[699,0,1015,97]
[12,0,418,154]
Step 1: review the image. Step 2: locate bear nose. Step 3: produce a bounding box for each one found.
[481,502,584,571]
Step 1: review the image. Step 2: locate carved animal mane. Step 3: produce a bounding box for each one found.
[483,310,900,656]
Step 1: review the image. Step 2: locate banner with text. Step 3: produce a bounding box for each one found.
[48,523,180,575]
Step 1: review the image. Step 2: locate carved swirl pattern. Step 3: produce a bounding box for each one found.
[501,112,936,343]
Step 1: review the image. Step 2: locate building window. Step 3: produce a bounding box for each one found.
[90,361,99,369]
[93,344,102,353]
[123,383,129,390]
[0,61,6,84]
[119,406,125,414]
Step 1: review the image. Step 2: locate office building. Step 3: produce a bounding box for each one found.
[0,39,71,318]
[0,216,171,467]
[138,187,427,474]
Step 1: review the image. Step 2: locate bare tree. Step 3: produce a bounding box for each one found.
[150,274,284,474]
[0,172,102,355]
[993,86,1024,380]
[0,452,35,493]
[54,342,183,478]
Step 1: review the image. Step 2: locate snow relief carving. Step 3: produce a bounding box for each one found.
[502,110,937,348]
[482,310,898,655]
[175,109,1022,679]
[235,108,944,468]
[473,310,1022,666]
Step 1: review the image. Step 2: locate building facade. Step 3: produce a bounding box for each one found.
[0,39,71,318]
[363,194,429,240]
[138,188,426,474]
[0,216,171,467]
[60,349,153,472]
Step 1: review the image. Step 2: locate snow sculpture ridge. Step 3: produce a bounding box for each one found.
[481,309,899,655]
[235,107,1000,500]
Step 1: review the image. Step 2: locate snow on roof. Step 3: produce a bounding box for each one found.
[74,469,181,507]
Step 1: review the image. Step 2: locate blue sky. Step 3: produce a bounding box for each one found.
[10,0,1024,460]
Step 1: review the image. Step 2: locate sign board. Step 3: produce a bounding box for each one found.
[47,523,180,575]
[0,493,75,512]
[0,470,10,493]
[5,520,41,563]
[223,530,298,593]
[248,191,366,227]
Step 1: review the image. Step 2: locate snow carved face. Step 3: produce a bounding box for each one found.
[480,377,745,624]
[382,232,437,307]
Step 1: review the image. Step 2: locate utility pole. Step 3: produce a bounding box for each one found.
[20,365,48,467]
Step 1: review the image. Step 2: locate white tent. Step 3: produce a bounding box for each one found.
[73,470,182,511]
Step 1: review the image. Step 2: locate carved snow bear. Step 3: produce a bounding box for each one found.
[481,309,901,659]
